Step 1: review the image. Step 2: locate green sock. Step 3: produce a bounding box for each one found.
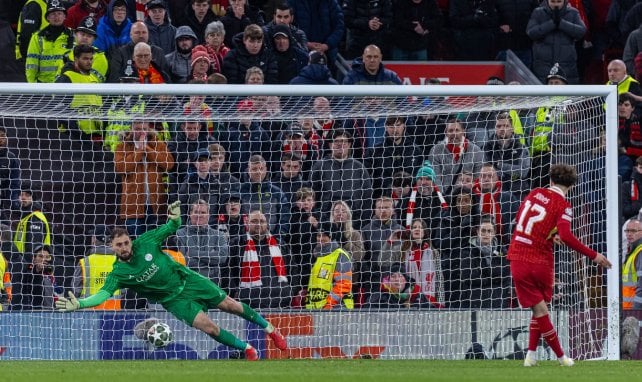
[213,328,249,351]
[240,302,270,330]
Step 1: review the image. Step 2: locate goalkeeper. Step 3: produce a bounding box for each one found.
[56,201,287,360]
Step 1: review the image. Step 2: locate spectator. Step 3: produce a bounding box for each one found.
[365,262,422,308]
[329,200,365,297]
[72,225,121,310]
[389,171,413,221]
[114,116,175,237]
[607,59,642,106]
[494,0,538,66]
[229,210,292,309]
[95,0,132,57]
[288,187,321,289]
[438,184,478,256]
[144,0,175,55]
[0,127,21,224]
[527,0,586,84]
[25,0,74,83]
[449,0,498,61]
[10,245,56,310]
[342,44,401,85]
[428,118,484,195]
[306,221,353,309]
[457,216,512,309]
[218,98,273,178]
[342,0,392,59]
[214,193,244,244]
[15,0,48,61]
[277,124,318,180]
[471,163,520,247]
[61,16,108,83]
[366,116,424,199]
[270,24,307,84]
[291,0,344,64]
[272,152,309,204]
[176,199,230,286]
[168,122,212,198]
[107,21,170,82]
[199,21,229,75]
[619,93,642,163]
[623,157,642,220]
[289,50,338,85]
[310,129,373,228]
[0,248,10,311]
[482,111,531,198]
[622,218,642,309]
[165,25,198,84]
[361,196,404,292]
[220,0,264,48]
[13,185,51,258]
[239,155,290,237]
[263,2,308,52]
[390,0,441,61]
[405,218,444,307]
[189,45,213,80]
[65,1,108,32]
[177,145,241,222]
[178,0,218,45]
[222,23,278,84]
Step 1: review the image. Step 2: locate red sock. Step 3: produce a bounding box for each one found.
[535,314,564,357]
[528,317,540,351]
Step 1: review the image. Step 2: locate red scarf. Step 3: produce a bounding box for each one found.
[138,66,165,84]
[472,179,503,231]
[203,44,229,73]
[445,139,468,162]
[633,182,639,201]
[283,141,309,159]
[240,233,287,287]
[135,0,147,20]
[405,185,448,229]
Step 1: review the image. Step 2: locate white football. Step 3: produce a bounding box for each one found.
[147,322,174,348]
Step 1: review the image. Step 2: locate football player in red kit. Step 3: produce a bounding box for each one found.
[508,163,612,367]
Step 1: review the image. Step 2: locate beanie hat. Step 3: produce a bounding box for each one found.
[191,46,211,67]
[546,63,568,84]
[415,160,437,182]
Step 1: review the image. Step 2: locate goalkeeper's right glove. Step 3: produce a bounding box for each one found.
[168,200,181,222]
[55,291,80,312]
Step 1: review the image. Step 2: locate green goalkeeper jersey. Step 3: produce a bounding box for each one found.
[94,219,194,305]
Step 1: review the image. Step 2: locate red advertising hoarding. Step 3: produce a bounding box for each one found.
[384,61,505,85]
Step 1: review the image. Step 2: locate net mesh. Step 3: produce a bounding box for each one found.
[0,86,612,360]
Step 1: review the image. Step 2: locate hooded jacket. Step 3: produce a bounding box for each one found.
[95,0,133,55]
[165,25,198,83]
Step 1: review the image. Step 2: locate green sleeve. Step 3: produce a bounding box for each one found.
[137,218,181,244]
[78,290,111,309]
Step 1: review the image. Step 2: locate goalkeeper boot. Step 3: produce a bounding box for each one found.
[268,328,287,351]
[559,355,575,367]
[523,351,538,367]
[245,346,259,361]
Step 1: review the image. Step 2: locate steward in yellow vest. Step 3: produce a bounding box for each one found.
[13,189,51,256]
[306,223,354,310]
[0,252,11,311]
[623,236,642,310]
[25,1,73,83]
[55,44,103,136]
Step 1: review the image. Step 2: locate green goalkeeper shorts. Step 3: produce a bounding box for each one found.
[162,271,227,326]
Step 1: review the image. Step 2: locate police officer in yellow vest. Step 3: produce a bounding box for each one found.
[15,0,48,61]
[13,185,51,257]
[25,0,73,83]
[622,218,642,310]
[73,225,121,310]
[306,222,354,310]
[55,43,103,136]
[60,16,108,83]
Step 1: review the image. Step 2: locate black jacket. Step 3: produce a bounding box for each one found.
[222,33,278,84]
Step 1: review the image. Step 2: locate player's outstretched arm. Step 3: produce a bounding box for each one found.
[55,290,112,312]
[137,201,182,244]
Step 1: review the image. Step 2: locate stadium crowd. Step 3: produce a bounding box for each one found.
[0,0,634,312]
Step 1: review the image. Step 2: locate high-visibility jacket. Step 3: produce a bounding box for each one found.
[530,107,562,156]
[59,68,103,135]
[509,109,526,146]
[25,26,73,83]
[13,210,51,255]
[0,252,11,311]
[79,253,121,310]
[608,75,639,95]
[15,0,48,60]
[306,248,354,310]
[62,48,109,83]
[622,243,642,310]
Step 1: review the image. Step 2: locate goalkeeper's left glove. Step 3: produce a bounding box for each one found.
[168,201,181,221]
[55,291,80,312]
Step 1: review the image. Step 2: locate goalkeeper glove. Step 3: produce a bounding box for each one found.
[55,291,80,312]
[168,201,181,221]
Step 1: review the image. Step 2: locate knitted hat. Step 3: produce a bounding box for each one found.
[76,16,97,36]
[415,160,437,182]
[546,63,568,84]
[46,0,66,17]
[191,46,211,67]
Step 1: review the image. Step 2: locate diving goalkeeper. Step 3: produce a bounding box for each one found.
[56,201,287,360]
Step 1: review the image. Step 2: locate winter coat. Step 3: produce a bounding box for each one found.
[289,63,339,84]
[222,33,279,84]
[145,17,176,55]
[343,0,393,56]
[366,135,424,198]
[239,180,290,236]
[482,132,531,197]
[391,0,442,52]
[220,5,265,48]
[176,224,229,285]
[95,0,132,56]
[342,57,401,85]
[107,41,170,83]
[494,0,539,51]
[178,171,241,219]
[291,0,345,58]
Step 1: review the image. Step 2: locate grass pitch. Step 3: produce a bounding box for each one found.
[3,359,639,382]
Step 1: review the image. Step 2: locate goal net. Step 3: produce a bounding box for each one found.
[0,83,618,361]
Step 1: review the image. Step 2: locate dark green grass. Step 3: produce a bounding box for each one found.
[2,360,640,382]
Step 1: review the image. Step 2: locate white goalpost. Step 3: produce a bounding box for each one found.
[0,83,619,361]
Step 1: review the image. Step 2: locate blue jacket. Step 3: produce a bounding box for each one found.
[289,64,339,84]
[95,0,132,56]
[342,57,402,85]
[291,0,345,51]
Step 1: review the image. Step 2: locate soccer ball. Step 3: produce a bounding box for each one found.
[147,322,173,348]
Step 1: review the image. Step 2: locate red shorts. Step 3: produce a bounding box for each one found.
[510,260,554,308]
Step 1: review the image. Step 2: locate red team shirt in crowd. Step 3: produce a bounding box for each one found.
[508,186,598,266]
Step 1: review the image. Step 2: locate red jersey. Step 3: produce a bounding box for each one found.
[507,187,598,266]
